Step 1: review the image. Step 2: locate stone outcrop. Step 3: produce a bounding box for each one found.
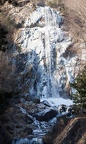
[0,1,86,99]
[0,97,55,140]
[54,117,86,144]
[0,1,86,144]
[0,94,74,143]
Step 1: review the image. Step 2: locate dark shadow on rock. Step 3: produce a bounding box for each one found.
[0,121,12,144]
[34,109,57,122]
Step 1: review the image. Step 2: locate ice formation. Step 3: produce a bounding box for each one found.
[17,6,79,98]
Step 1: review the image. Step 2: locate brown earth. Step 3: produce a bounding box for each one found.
[62,0,86,68]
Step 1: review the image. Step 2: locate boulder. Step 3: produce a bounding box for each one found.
[58,104,67,114]
[42,100,51,107]
[34,109,57,122]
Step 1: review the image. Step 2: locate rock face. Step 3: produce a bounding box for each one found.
[0,1,86,144]
[0,2,86,99]
[54,118,86,144]
[15,6,73,99]
[0,94,74,143]
[43,114,69,144]
[16,4,86,99]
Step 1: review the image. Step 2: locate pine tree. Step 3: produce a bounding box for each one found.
[71,66,86,109]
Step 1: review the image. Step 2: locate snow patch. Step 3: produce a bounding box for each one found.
[41,98,73,106]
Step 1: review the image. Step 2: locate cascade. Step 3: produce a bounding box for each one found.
[44,7,59,98]
[18,6,74,99]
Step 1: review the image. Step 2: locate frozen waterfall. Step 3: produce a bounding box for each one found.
[17,6,76,99]
[44,7,60,98]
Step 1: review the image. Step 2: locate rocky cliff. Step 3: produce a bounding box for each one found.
[0,0,86,99]
[54,117,86,144]
[0,0,86,144]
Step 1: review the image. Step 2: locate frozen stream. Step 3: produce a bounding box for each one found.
[12,97,73,144]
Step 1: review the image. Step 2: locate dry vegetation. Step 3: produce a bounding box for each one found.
[0,12,16,41]
[61,0,86,68]
[0,0,18,6]
[63,0,86,41]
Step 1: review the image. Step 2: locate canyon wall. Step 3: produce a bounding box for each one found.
[0,1,86,99]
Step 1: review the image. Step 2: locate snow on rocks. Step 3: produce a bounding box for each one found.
[41,98,73,107]
[12,138,43,144]
[11,97,74,144]
[16,5,77,99]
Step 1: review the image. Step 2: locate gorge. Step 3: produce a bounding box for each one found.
[0,0,86,144]
[0,1,86,99]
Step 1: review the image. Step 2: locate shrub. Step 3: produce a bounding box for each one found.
[71,66,86,109]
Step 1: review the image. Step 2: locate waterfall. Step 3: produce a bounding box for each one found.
[45,29,51,97]
[44,15,52,97]
[44,7,59,98]
[18,6,73,99]
[45,7,57,27]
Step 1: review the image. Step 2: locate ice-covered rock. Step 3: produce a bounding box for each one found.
[15,6,77,99]
[30,138,43,144]
[0,3,86,99]
[12,138,43,144]
[42,100,51,107]
[12,138,30,144]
